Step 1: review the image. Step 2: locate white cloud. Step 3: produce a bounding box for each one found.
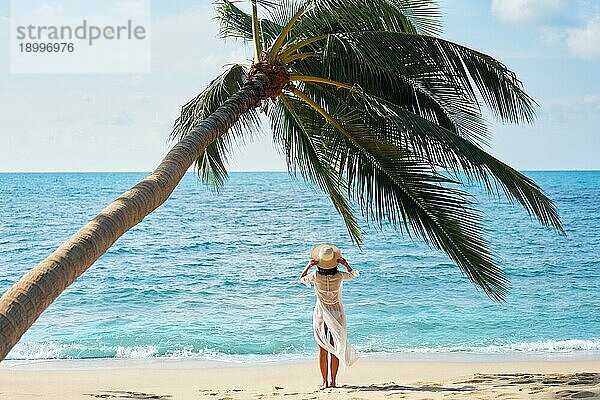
[567,17,600,60]
[491,0,600,61]
[490,0,566,24]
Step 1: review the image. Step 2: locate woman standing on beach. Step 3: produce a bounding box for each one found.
[300,244,359,389]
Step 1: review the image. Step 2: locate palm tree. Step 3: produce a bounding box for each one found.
[0,0,563,361]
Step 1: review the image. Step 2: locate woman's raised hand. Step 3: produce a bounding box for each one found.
[338,257,353,272]
[301,259,318,278]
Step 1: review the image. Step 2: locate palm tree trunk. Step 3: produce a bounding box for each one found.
[0,74,269,361]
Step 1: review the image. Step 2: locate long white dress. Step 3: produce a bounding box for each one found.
[300,269,360,368]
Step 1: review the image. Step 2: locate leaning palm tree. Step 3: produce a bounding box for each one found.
[0,0,563,361]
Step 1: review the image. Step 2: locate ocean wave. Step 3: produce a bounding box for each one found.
[7,341,73,360]
[499,339,600,353]
[114,345,159,359]
[7,339,600,361]
[355,339,600,354]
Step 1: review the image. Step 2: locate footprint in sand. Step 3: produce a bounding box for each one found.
[495,394,515,398]
[198,389,219,396]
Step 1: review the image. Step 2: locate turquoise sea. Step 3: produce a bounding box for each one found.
[0,171,599,361]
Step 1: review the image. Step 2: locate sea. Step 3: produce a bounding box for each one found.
[0,171,598,362]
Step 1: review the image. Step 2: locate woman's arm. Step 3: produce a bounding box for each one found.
[338,257,359,281]
[300,258,318,278]
[337,257,352,272]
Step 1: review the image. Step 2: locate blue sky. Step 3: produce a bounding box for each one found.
[0,0,598,172]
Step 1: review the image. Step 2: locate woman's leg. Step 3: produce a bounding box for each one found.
[318,324,329,388]
[329,332,339,387]
[318,344,328,387]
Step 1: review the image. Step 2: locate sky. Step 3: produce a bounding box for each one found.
[0,0,599,172]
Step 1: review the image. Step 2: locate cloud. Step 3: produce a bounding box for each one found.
[491,0,600,61]
[490,0,566,24]
[567,17,600,60]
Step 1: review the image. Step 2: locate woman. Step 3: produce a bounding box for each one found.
[299,243,359,389]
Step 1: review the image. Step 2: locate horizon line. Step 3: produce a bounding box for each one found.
[1,169,600,174]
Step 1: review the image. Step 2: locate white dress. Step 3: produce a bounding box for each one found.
[300,269,360,368]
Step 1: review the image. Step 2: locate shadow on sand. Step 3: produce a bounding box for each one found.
[88,390,172,399]
[338,382,477,393]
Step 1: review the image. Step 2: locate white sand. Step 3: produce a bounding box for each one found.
[1,356,599,399]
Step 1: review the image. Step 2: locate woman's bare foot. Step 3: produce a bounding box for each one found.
[319,381,328,390]
[329,381,337,388]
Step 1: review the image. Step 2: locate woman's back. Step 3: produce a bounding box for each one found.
[309,270,358,305]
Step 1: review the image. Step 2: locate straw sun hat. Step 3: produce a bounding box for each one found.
[311,243,342,269]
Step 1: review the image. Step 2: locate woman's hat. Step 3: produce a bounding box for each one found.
[311,243,341,269]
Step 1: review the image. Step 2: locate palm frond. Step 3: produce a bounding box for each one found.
[295,78,561,233]
[171,63,261,191]
[216,0,282,44]
[340,140,507,300]
[268,94,362,243]
[254,0,283,8]
[216,0,443,58]
[391,0,441,35]
[267,1,308,60]
[287,86,507,300]
[251,0,263,59]
[285,0,441,42]
[288,34,489,143]
[331,31,536,125]
[348,89,563,232]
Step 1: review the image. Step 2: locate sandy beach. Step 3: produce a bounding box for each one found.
[1,356,599,400]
